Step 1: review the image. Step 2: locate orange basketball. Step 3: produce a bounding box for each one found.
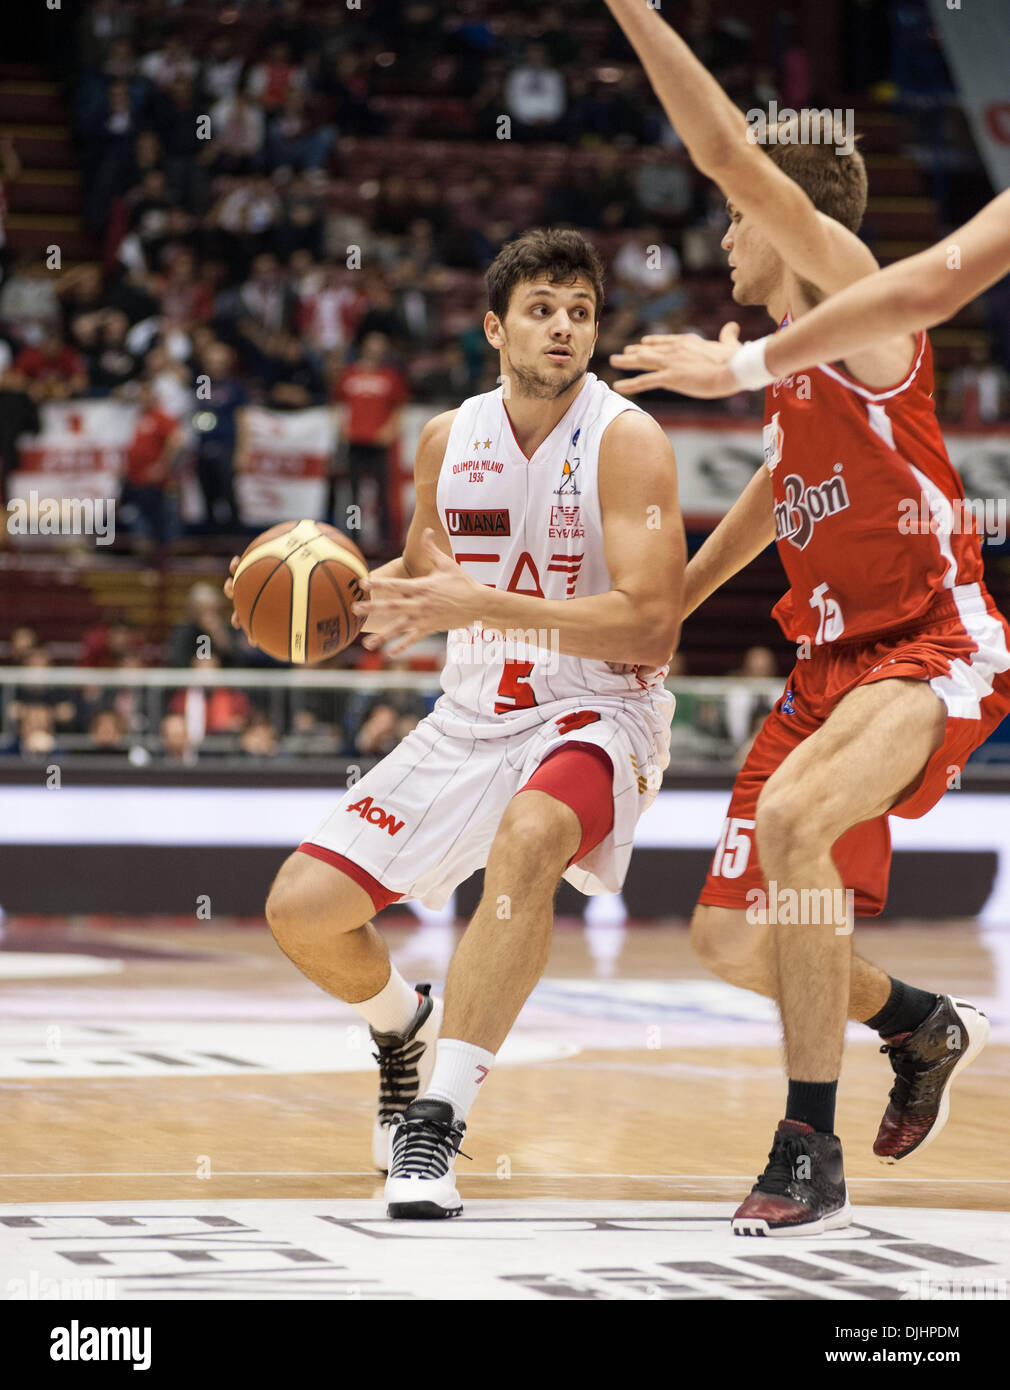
[231,520,368,664]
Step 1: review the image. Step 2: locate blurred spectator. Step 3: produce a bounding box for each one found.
[506,43,567,140]
[9,626,39,663]
[0,259,61,344]
[246,42,307,113]
[158,247,213,327]
[6,646,75,736]
[725,645,780,755]
[79,616,141,668]
[168,583,238,667]
[353,275,409,347]
[84,707,130,755]
[240,714,280,757]
[355,701,401,757]
[119,379,183,548]
[334,332,409,554]
[273,178,326,263]
[319,50,386,138]
[83,310,141,396]
[297,263,362,358]
[13,331,88,401]
[0,364,40,494]
[1,703,60,758]
[139,32,197,91]
[256,331,324,409]
[193,342,245,530]
[947,343,1009,425]
[169,653,250,736]
[208,92,267,173]
[158,711,196,764]
[265,90,335,174]
[237,251,296,345]
[144,344,193,422]
[634,147,694,222]
[200,35,244,106]
[612,224,685,324]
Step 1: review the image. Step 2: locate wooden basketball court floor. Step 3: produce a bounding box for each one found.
[1,914,1008,1301]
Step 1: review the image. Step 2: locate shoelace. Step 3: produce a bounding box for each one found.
[879,1041,926,1107]
[373,1039,424,1124]
[754,1133,809,1194]
[391,1115,472,1176]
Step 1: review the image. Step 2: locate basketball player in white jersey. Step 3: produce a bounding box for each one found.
[226,229,685,1218]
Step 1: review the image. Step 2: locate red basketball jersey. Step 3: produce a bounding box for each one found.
[763,323,985,645]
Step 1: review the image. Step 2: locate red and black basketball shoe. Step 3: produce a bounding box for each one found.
[874,995,989,1164]
[732,1119,852,1237]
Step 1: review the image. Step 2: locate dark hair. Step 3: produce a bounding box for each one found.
[486,228,605,323]
[764,113,868,233]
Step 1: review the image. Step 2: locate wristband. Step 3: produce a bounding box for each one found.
[729,336,775,391]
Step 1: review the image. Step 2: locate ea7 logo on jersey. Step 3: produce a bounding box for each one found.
[346,795,405,835]
[445,508,510,536]
[549,504,584,538]
[774,469,851,550]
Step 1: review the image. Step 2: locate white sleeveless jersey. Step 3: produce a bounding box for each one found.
[434,372,673,722]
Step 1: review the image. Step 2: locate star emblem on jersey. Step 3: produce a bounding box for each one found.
[472,438,493,450]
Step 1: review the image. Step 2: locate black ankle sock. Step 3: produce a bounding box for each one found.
[865,978,939,1038]
[786,1079,838,1134]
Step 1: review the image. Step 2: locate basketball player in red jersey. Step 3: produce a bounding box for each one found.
[611,189,1010,400]
[605,0,1010,1235]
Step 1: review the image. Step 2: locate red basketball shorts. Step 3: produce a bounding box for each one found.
[699,591,1010,917]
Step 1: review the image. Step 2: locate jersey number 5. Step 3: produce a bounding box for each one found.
[495,660,537,713]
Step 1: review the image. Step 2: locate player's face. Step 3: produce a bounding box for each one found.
[488,278,599,400]
[722,205,784,309]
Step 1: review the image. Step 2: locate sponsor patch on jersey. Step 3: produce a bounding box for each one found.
[774,468,851,549]
[445,507,511,536]
[555,436,581,496]
[762,411,784,472]
[548,504,585,538]
[782,689,795,715]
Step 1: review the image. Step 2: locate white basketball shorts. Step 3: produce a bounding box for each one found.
[299,690,674,910]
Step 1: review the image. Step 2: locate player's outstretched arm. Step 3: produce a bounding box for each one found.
[682,464,776,620]
[357,411,684,667]
[612,189,1010,399]
[603,0,880,298]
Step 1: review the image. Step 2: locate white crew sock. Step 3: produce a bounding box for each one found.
[354,967,422,1035]
[423,1038,496,1123]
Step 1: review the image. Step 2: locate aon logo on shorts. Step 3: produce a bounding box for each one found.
[347,795,405,836]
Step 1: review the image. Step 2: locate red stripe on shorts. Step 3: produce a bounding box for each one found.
[297,843,404,913]
[519,742,615,863]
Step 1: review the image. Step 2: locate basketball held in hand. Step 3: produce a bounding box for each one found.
[231,520,368,664]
